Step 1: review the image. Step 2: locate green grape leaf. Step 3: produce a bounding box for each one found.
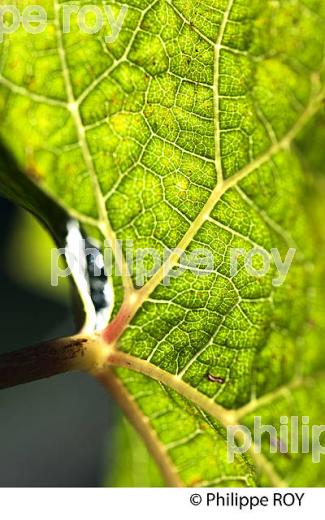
[1,0,325,486]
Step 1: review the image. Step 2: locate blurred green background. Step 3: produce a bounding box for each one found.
[0,196,116,486]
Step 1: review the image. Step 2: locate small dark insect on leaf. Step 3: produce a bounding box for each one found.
[207,374,225,384]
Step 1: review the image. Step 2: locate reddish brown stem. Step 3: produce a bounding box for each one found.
[0,335,99,390]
